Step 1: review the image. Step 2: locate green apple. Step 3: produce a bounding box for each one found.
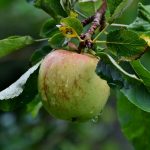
[38,50,110,122]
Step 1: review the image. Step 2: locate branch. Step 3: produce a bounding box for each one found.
[84,0,107,41]
[81,15,95,27]
[79,0,107,50]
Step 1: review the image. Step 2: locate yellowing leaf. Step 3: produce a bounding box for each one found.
[60,17,83,35]
[59,26,78,38]
[140,34,150,46]
[69,11,78,18]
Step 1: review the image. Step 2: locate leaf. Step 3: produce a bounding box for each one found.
[106,29,147,61]
[26,94,42,117]
[0,62,41,111]
[140,50,150,71]
[108,0,133,23]
[120,82,150,113]
[60,0,78,14]
[59,26,78,38]
[34,0,67,20]
[77,0,102,16]
[0,36,34,58]
[96,52,141,88]
[40,19,59,38]
[128,3,150,32]
[0,0,13,9]
[96,52,150,112]
[60,17,83,35]
[117,92,150,150]
[131,59,150,92]
[30,45,52,65]
[138,3,150,23]
[107,0,122,15]
[48,33,66,49]
[128,17,150,32]
[140,32,150,47]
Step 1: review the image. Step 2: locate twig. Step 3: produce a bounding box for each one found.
[78,0,107,50]
[81,15,95,27]
[84,0,107,41]
[93,23,109,42]
[99,15,106,31]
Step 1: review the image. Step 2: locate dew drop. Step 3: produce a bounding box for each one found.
[90,114,101,124]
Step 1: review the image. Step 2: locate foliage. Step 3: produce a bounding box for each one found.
[117,92,150,150]
[0,0,150,149]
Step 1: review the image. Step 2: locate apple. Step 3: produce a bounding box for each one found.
[38,50,110,122]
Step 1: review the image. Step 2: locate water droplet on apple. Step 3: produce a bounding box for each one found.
[90,114,101,123]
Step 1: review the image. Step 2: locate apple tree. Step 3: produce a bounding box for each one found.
[0,0,150,149]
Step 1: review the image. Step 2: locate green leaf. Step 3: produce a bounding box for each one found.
[120,82,150,113]
[61,17,83,35]
[107,0,122,15]
[30,45,52,65]
[128,17,150,32]
[77,0,102,16]
[0,0,13,9]
[138,3,150,23]
[96,52,141,88]
[117,92,150,150]
[0,62,41,111]
[107,29,147,61]
[26,94,42,117]
[34,0,67,20]
[60,0,77,14]
[0,36,34,58]
[128,3,150,32]
[48,33,66,49]
[140,50,150,71]
[131,60,150,92]
[96,52,150,112]
[40,19,59,38]
[108,0,133,23]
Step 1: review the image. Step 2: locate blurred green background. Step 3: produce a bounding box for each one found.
[0,0,149,150]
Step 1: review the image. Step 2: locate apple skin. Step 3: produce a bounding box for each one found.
[38,50,110,122]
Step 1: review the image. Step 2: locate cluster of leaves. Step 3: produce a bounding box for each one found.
[0,0,150,149]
